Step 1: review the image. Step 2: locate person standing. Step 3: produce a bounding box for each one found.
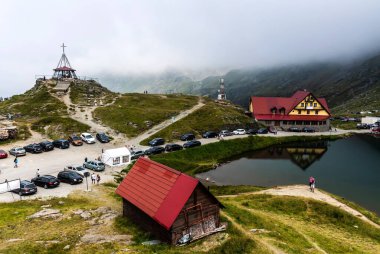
[36,169,40,177]
[91,173,96,184]
[14,156,18,168]
[96,174,101,185]
[309,176,316,192]
[84,157,88,163]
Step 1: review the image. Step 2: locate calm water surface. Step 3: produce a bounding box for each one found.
[197,135,380,214]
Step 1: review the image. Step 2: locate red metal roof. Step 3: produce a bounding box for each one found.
[116,157,199,230]
[250,90,331,119]
[54,66,76,71]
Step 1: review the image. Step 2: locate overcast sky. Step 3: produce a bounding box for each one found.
[1,0,380,96]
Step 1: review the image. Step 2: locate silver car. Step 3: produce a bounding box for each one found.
[64,165,89,177]
[9,147,26,156]
[83,160,105,172]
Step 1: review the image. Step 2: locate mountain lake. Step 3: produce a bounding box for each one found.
[197,134,380,215]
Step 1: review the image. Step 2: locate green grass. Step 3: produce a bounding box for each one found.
[331,119,358,130]
[70,80,115,105]
[0,85,67,118]
[93,93,199,137]
[31,116,90,140]
[209,185,267,196]
[140,100,254,145]
[151,135,344,175]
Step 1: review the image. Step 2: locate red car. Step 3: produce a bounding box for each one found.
[0,149,8,159]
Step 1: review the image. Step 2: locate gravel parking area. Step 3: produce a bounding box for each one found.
[0,140,121,202]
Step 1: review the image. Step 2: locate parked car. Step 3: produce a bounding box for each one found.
[302,127,315,133]
[53,139,70,149]
[148,138,165,146]
[68,134,83,146]
[81,133,96,144]
[57,171,83,185]
[131,150,145,160]
[64,165,89,177]
[11,180,37,195]
[0,149,8,159]
[257,128,269,134]
[96,132,110,143]
[9,147,26,156]
[288,127,301,132]
[268,126,277,134]
[23,143,43,154]
[233,129,246,135]
[165,143,183,152]
[219,130,233,137]
[180,133,195,141]
[144,146,165,155]
[83,160,105,171]
[202,131,218,139]
[246,129,258,135]
[183,140,201,148]
[31,175,60,189]
[39,141,54,151]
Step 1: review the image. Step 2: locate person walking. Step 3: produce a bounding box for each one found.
[91,173,96,184]
[14,156,18,168]
[309,176,316,192]
[36,169,40,177]
[96,174,101,185]
[84,157,88,163]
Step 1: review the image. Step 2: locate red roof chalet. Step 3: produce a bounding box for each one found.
[116,158,223,240]
[250,90,331,121]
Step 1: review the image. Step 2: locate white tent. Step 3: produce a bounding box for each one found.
[101,147,131,167]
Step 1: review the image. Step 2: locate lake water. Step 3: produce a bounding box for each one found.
[197,135,380,215]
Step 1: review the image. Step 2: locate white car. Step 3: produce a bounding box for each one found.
[233,129,246,135]
[64,165,89,177]
[80,133,96,144]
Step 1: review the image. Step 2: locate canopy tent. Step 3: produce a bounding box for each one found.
[102,147,131,167]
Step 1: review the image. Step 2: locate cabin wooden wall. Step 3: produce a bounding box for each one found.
[170,184,221,244]
[122,199,172,243]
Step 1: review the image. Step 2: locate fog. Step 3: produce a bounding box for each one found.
[1,0,380,96]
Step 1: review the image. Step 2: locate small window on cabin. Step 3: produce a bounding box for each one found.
[298,110,301,114]
[314,103,317,107]
[315,110,319,115]
[301,103,304,107]
[307,110,310,114]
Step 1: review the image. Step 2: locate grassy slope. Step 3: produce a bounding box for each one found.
[140,100,254,145]
[93,93,199,137]
[69,80,116,105]
[1,185,379,253]
[0,84,90,141]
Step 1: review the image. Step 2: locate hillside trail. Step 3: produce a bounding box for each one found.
[56,88,126,144]
[219,185,380,229]
[128,98,205,146]
[221,211,286,254]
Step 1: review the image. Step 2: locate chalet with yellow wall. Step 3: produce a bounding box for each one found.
[249,90,331,131]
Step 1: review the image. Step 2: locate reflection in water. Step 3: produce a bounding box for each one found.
[248,141,328,170]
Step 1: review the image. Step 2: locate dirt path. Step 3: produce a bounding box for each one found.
[220,185,379,229]
[58,89,126,144]
[128,99,205,146]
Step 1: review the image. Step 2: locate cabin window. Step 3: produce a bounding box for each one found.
[314,103,317,107]
[279,108,285,114]
[283,120,288,125]
[312,121,318,125]
[315,110,319,115]
[307,110,310,114]
[113,157,120,165]
[122,155,129,163]
[301,103,304,107]
[271,107,277,114]
[298,110,301,114]
[304,121,310,125]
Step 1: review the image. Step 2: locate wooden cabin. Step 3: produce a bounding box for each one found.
[115,157,224,245]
